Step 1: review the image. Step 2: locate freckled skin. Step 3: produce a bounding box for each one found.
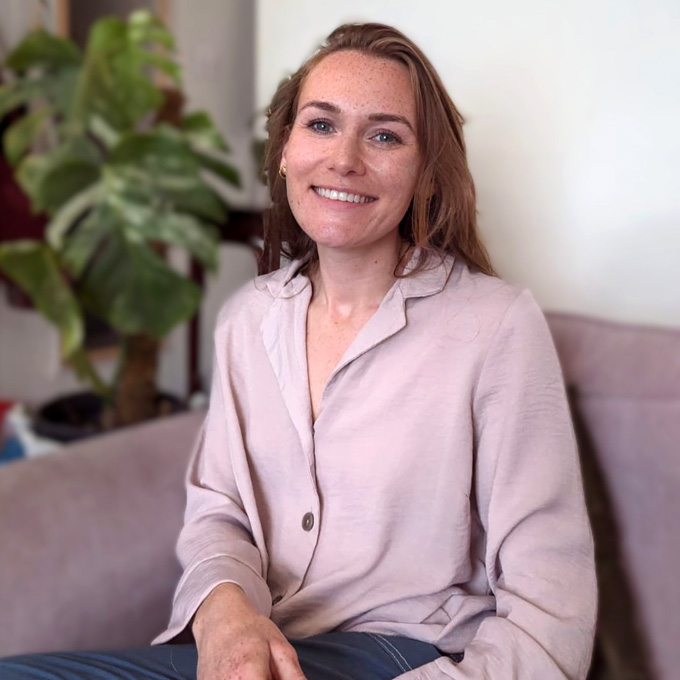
[281,50,421,255]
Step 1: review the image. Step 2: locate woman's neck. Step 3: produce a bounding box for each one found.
[309,237,409,319]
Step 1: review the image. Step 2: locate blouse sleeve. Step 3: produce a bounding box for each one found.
[153,333,272,644]
[394,289,597,679]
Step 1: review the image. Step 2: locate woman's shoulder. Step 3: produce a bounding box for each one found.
[214,260,306,332]
[441,256,523,311]
[439,257,548,343]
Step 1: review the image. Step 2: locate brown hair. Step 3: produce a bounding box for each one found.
[261,22,495,277]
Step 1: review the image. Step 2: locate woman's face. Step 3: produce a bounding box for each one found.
[281,50,420,255]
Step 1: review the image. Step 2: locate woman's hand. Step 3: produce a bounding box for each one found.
[192,583,307,680]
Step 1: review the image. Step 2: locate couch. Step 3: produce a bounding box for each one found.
[0,312,678,679]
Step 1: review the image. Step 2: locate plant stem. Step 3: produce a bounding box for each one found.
[113,333,160,426]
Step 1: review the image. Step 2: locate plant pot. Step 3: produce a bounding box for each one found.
[33,391,187,443]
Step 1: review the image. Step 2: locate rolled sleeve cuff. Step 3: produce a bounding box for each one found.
[152,555,272,644]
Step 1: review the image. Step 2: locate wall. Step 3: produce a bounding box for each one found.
[256,0,680,328]
[3,0,678,405]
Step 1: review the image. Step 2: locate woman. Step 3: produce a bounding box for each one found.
[0,22,596,680]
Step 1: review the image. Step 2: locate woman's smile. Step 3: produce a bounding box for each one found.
[312,186,377,204]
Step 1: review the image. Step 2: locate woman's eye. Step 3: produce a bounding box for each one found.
[373,131,400,144]
[309,120,333,133]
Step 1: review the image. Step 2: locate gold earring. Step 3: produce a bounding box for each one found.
[278,165,287,180]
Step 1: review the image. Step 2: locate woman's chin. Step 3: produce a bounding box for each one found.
[304,226,401,254]
[304,227,362,251]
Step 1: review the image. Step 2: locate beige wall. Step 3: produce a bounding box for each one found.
[5,0,676,406]
[257,0,680,329]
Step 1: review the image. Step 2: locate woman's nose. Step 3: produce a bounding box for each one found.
[328,134,365,175]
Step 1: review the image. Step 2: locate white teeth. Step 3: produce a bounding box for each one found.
[314,187,374,203]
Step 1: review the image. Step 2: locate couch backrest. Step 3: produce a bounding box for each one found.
[0,409,204,656]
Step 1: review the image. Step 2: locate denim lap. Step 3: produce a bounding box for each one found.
[0,632,443,680]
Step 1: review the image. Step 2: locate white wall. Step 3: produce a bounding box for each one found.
[3,0,678,405]
[257,0,680,328]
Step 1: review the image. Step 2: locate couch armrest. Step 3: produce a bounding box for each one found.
[546,312,680,680]
[0,410,204,657]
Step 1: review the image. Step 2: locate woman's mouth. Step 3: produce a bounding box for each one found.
[313,186,376,204]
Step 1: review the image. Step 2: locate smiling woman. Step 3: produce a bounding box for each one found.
[262,24,494,280]
[0,22,597,680]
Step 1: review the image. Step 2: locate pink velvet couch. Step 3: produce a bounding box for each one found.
[0,312,678,679]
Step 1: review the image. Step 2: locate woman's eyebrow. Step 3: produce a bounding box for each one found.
[299,100,340,114]
[367,113,414,132]
[299,101,414,132]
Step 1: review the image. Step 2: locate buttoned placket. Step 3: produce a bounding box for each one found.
[259,254,454,601]
[260,280,319,601]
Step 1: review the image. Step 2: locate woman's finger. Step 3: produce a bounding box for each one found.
[269,643,307,680]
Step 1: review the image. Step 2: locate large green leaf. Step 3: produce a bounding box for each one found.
[104,163,227,223]
[73,53,161,131]
[16,137,102,214]
[61,204,116,277]
[87,113,120,150]
[136,50,180,85]
[2,108,52,166]
[14,153,49,203]
[182,111,229,152]
[127,10,175,50]
[136,210,219,270]
[0,67,79,121]
[108,196,219,269]
[163,184,228,223]
[71,14,179,130]
[46,180,105,249]
[194,148,241,188]
[106,129,231,220]
[83,16,126,54]
[40,162,100,215]
[45,66,81,117]
[5,30,81,72]
[108,127,197,171]
[79,229,201,338]
[0,79,44,119]
[0,241,83,357]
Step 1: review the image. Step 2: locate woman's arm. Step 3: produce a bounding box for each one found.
[157,322,307,679]
[396,290,597,680]
[155,340,272,643]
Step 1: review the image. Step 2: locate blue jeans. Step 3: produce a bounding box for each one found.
[0,632,445,679]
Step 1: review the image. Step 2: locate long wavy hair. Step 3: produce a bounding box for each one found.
[261,23,495,277]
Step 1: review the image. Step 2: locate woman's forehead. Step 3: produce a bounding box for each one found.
[298,50,416,119]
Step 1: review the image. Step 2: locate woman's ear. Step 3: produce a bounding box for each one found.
[280,136,290,171]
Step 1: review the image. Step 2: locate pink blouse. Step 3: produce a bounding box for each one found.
[155,253,596,680]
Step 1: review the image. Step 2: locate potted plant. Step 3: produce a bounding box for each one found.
[0,10,239,439]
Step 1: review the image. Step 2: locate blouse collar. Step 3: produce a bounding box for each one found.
[264,249,455,301]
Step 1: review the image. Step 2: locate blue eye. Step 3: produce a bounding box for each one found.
[374,131,400,144]
[309,120,333,133]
